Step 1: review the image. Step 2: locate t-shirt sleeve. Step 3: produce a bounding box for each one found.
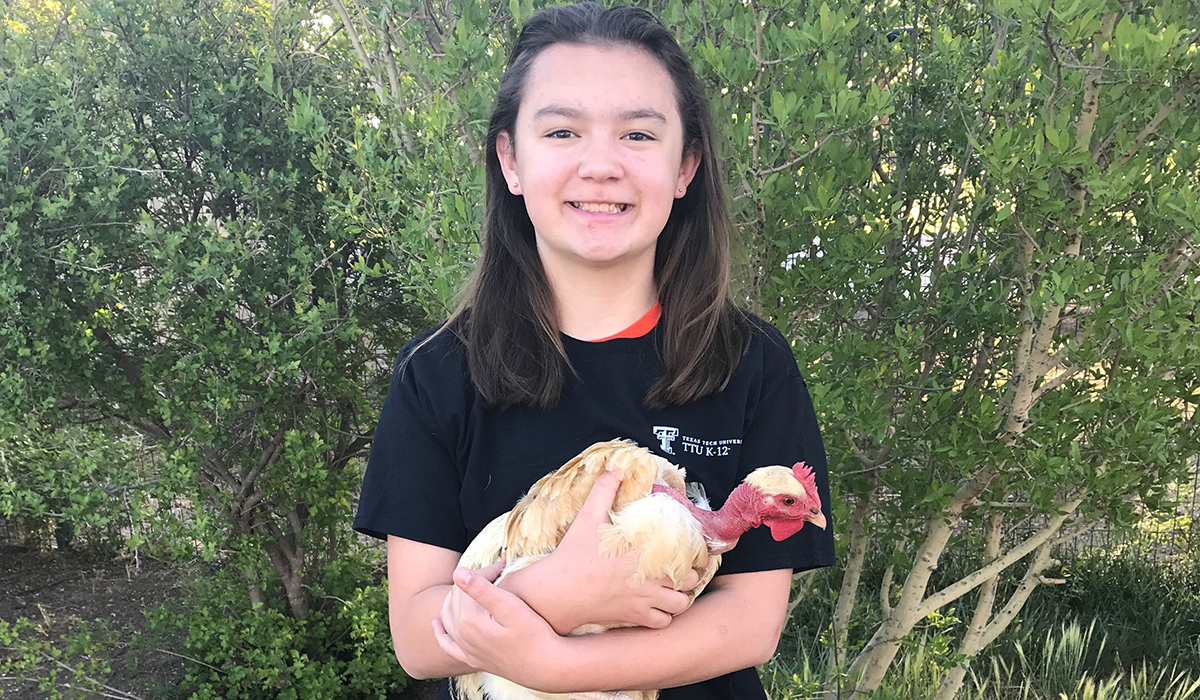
[717,337,836,576]
[352,345,469,552]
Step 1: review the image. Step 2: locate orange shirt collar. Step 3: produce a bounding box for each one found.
[588,302,662,342]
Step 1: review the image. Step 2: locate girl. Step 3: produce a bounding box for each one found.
[353,3,835,698]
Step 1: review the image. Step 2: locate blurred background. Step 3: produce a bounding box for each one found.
[1,0,1198,697]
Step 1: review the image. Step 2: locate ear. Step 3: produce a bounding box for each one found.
[674,142,702,199]
[496,130,522,195]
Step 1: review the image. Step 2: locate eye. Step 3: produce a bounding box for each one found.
[546,129,575,139]
[782,497,796,507]
[625,132,655,142]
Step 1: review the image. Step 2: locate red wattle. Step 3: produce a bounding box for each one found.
[765,517,806,541]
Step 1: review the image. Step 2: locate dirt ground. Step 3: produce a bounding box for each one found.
[0,544,186,699]
[0,543,441,699]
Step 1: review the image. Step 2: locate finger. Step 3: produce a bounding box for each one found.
[476,559,507,583]
[453,566,522,621]
[656,589,691,616]
[439,588,463,638]
[432,618,470,665]
[574,469,624,526]
[642,609,672,630]
[650,571,697,592]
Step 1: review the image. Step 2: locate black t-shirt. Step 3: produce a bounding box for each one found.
[353,314,835,700]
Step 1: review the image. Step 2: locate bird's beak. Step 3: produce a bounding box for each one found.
[807,510,828,530]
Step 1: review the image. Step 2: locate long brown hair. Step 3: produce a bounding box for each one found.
[449,2,749,410]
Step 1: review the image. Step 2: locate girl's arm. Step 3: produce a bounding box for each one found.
[386,535,485,679]
[543,569,793,691]
[434,566,793,693]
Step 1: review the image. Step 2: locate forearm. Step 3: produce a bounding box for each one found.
[391,583,481,679]
[528,574,786,693]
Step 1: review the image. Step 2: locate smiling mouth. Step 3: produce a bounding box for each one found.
[569,202,631,213]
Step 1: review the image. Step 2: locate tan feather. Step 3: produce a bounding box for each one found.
[460,512,510,571]
[503,440,671,560]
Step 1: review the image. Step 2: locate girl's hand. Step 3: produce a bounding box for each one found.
[433,562,563,686]
[498,470,706,634]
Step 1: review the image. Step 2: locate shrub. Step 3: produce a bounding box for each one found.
[141,552,406,700]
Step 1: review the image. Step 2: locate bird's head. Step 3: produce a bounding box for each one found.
[744,462,827,541]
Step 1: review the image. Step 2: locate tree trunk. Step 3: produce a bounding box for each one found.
[932,512,1002,700]
[265,539,309,620]
[934,536,1062,700]
[826,495,872,689]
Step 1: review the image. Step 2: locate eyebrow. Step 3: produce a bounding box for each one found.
[531,104,668,123]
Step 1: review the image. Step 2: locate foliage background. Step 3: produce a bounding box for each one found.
[1,0,1197,697]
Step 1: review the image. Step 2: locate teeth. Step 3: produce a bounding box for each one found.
[571,202,627,213]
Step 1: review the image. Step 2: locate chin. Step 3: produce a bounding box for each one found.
[575,247,650,268]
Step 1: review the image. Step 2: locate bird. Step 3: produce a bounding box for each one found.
[450,439,826,700]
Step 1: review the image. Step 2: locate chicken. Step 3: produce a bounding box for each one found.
[451,439,826,700]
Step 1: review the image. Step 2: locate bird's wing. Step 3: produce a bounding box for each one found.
[504,440,670,560]
[455,441,680,700]
[685,551,723,607]
[596,490,722,606]
[458,511,509,570]
[596,493,709,588]
[654,454,688,493]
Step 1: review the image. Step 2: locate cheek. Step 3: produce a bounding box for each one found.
[520,177,567,220]
[638,159,682,197]
[520,158,567,190]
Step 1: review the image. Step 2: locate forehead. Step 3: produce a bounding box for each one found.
[519,43,680,124]
[746,466,805,496]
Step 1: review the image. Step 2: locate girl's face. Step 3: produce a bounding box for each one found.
[496,43,700,274]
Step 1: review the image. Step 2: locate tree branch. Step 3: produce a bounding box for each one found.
[329,0,387,105]
[914,494,1083,619]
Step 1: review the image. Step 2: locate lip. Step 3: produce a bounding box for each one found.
[566,201,634,219]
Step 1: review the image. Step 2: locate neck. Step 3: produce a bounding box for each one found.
[654,483,763,554]
[540,252,657,341]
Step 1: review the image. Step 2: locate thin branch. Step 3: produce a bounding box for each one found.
[329,0,386,105]
[1031,363,1088,403]
[1111,77,1197,169]
[786,569,818,618]
[152,647,226,675]
[751,128,859,178]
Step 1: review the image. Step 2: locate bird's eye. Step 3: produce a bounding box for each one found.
[782,497,796,506]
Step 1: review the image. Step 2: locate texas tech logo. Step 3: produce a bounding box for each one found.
[653,426,679,455]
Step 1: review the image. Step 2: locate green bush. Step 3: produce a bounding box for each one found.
[0,421,153,553]
[142,553,406,700]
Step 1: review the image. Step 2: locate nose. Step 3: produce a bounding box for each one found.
[576,136,623,182]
